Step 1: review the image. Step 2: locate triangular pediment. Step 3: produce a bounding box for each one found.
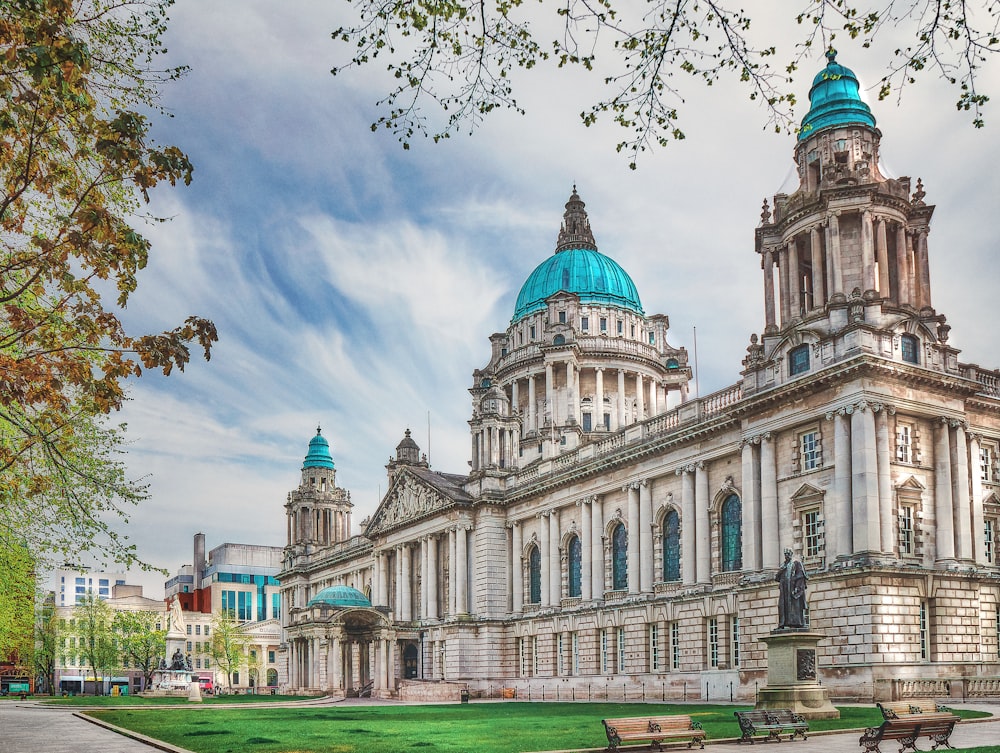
[790,482,825,502]
[365,469,460,536]
[896,475,926,491]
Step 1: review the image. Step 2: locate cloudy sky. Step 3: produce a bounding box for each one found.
[92,1,999,597]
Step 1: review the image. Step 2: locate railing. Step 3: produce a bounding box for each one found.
[575,336,662,361]
[494,344,542,373]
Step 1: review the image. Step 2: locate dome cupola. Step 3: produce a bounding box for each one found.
[307,584,371,608]
[302,426,335,470]
[798,49,877,140]
[511,188,643,323]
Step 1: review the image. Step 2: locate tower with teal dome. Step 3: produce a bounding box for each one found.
[284,427,353,555]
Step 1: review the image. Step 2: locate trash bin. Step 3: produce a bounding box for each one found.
[460,689,469,703]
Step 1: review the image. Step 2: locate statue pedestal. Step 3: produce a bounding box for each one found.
[757,630,839,719]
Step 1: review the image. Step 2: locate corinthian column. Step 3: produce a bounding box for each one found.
[876,407,894,554]
[953,421,973,562]
[591,498,604,599]
[763,248,776,330]
[760,434,779,568]
[970,434,987,565]
[695,463,710,582]
[851,403,881,554]
[680,468,695,584]
[740,440,760,571]
[511,521,523,613]
[549,509,561,603]
[935,419,956,562]
[810,227,825,307]
[540,512,551,606]
[639,479,654,592]
[579,499,593,600]
[626,483,640,594]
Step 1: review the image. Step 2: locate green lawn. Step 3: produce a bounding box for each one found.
[87,702,991,753]
[41,693,315,706]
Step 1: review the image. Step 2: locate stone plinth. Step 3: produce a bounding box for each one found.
[758,630,839,719]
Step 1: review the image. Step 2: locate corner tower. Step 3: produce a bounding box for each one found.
[284,427,353,554]
[748,50,956,391]
[470,188,691,479]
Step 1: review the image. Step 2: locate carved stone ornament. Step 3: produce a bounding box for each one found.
[376,477,442,529]
[796,649,817,681]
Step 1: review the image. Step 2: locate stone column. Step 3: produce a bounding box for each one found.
[788,239,801,319]
[862,209,876,291]
[540,512,551,606]
[831,410,851,558]
[896,225,910,304]
[851,403,881,554]
[448,528,457,615]
[635,373,645,421]
[828,212,843,297]
[400,544,412,621]
[639,479,654,592]
[394,547,403,616]
[376,552,386,607]
[428,535,439,619]
[935,419,956,561]
[740,440,760,571]
[875,217,890,295]
[970,434,987,565]
[595,368,605,430]
[916,230,932,309]
[626,482,640,594]
[680,467,696,584]
[511,521,523,612]
[778,244,790,325]
[549,509,561,603]
[544,362,554,426]
[419,538,428,619]
[760,434,779,569]
[810,226,825,307]
[527,374,537,433]
[695,462,710,583]
[456,525,469,615]
[566,361,576,426]
[331,635,343,691]
[953,421,973,562]
[649,379,659,416]
[511,378,520,431]
[763,247,776,330]
[876,407,894,554]
[591,497,604,599]
[579,498,593,600]
[617,369,626,427]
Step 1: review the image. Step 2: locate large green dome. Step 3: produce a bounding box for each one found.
[511,189,643,324]
[798,50,877,140]
[307,585,371,608]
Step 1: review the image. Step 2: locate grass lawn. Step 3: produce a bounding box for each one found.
[88,702,991,753]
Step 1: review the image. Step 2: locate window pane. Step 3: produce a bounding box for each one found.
[612,523,628,590]
[529,547,541,604]
[721,495,743,571]
[663,510,681,581]
[568,536,582,598]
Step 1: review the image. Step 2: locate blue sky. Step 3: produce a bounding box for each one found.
[99,1,999,596]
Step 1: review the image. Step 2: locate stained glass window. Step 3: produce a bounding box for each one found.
[721,494,743,572]
[612,523,628,590]
[663,510,681,581]
[568,536,582,597]
[901,334,919,364]
[528,546,541,604]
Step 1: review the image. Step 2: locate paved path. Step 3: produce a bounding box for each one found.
[2,699,998,753]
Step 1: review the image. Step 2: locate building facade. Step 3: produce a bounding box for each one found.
[278,53,1000,702]
[167,534,283,690]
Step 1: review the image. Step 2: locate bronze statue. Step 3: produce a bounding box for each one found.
[776,548,807,629]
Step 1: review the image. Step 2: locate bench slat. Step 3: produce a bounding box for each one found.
[603,715,706,752]
[859,713,959,753]
[735,709,809,744]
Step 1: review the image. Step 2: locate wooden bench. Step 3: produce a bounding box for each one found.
[734,709,809,743]
[859,712,959,753]
[877,701,952,719]
[602,715,706,752]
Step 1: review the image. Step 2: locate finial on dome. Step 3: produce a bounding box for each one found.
[826,48,837,65]
[316,425,322,435]
[556,186,598,253]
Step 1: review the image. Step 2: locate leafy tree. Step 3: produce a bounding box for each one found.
[331,0,998,166]
[1,1,218,565]
[71,593,118,694]
[209,610,251,692]
[0,540,36,681]
[112,609,165,691]
[33,593,58,695]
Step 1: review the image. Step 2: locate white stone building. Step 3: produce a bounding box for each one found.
[278,53,1000,702]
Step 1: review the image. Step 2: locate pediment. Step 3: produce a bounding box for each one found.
[896,475,927,491]
[790,482,824,503]
[365,470,453,536]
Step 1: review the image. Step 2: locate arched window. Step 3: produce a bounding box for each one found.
[528,546,541,604]
[901,334,919,364]
[662,510,681,582]
[266,668,278,686]
[553,334,566,345]
[568,536,582,598]
[612,523,628,590]
[789,345,810,375]
[721,494,743,572]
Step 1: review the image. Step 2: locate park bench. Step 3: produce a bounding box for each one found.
[602,714,706,752]
[859,712,959,753]
[734,709,809,743]
[877,701,952,719]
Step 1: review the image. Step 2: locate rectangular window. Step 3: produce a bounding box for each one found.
[708,618,719,668]
[238,591,251,621]
[649,623,660,672]
[557,633,564,675]
[919,601,930,660]
[617,320,623,335]
[600,317,607,333]
[272,593,281,620]
[985,519,995,564]
[529,325,536,340]
[195,625,201,635]
[982,445,995,482]
[804,510,821,557]
[196,658,201,669]
[518,638,526,677]
[558,311,566,323]
[268,650,276,664]
[648,332,655,345]
[531,636,539,676]
[670,622,680,670]
[896,423,913,463]
[581,316,589,331]
[731,616,741,668]
[582,412,592,432]
[205,658,211,668]
[572,632,580,675]
[186,640,192,651]
[899,505,915,556]
[601,629,609,674]
[617,626,625,674]
[221,590,236,617]
[800,430,821,470]
[204,625,210,637]
[186,624,192,635]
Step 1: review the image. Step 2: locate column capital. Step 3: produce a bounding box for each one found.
[622,481,640,492]
[968,431,984,444]
[948,417,969,430]
[506,519,521,530]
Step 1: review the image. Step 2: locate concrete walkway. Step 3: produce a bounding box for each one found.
[1,699,997,753]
